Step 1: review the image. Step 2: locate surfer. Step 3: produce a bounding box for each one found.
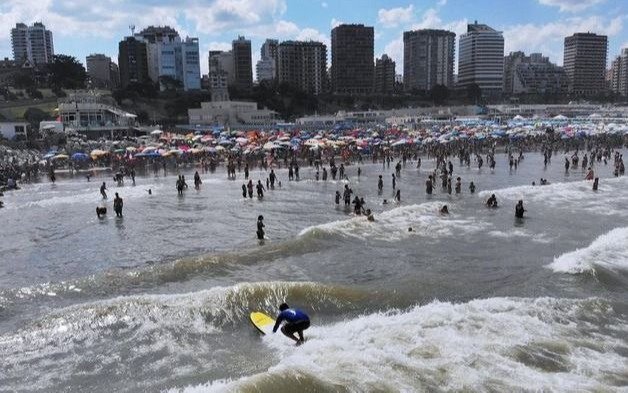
[272,303,310,345]
[256,215,265,240]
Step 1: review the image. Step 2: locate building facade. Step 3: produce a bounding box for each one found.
[188,101,281,128]
[277,40,327,95]
[58,93,138,139]
[86,54,120,89]
[11,22,54,65]
[232,36,253,91]
[563,33,607,96]
[609,48,628,97]
[403,29,455,91]
[331,24,374,95]
[133,26,200,91]
[118,37,150,88]
[458,22,504,95]
[503,51,568,95]
[256,39,279,83]
[374,54,396,94]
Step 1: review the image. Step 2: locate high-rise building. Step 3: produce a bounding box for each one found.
[403,29,455,91]
[609,48,628,97]
[11,22,54,65]
[86,54,121,89]
[207,50,234,100]
[133,26,200,91]
[232,36,253,91]
[277,40,327,95]
[331,24,374,95]
[256,39,279,83]
[374,54,396,94]
[503,51,568,95]
[563,33,607,96]
[458,22,504,95]
[118,36,149,88]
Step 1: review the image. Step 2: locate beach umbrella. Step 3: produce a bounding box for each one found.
[43,152,56,159]
[71,152,89,161]
[151,129,163,135]
[52,154,69,160]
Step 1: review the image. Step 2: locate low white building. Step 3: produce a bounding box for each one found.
[188,100,281,128]
[0,121,29,140]
[58,93,138,139]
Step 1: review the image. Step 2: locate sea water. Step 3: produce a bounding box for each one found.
[0,151,627,392]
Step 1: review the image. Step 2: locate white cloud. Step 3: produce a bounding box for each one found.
[321,2,328,8]
[383,37,403,74]
[538,0,605,13]
[184,0,287,33]
[503,16,624,65]
[377,5,415,28]
[331,18,343,29]
[296,28,328,45]
[437,0,447,5]
[410,8,442,30]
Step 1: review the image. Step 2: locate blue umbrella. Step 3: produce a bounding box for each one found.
[71,152,90,161]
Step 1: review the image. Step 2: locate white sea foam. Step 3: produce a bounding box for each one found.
[3,182,167,210]
[479,177,628,216]
[179,297,627,392]
[299,202,491,241]
[548,227,628,274]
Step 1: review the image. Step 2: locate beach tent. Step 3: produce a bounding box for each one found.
[71,152,90,161]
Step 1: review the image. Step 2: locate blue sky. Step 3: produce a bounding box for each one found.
[1,0,626,78]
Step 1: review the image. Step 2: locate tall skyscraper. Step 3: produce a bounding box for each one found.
[331,24,374,95]
[563,33,608,96]
[232,36,253,91]
[256,39,279,83]
[458,22,504,95]
[277,40,327,95]
[86,54,120,89]
[133,26,200,91]
[11,22,54,65]
[403,29,455,91]
[503,51,567,95]
[208,50,234,101]
[118,36,149,88]
[374,54,396,94]
[609,48,628,97]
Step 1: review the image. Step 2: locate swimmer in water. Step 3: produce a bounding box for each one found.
[469,181,476,193]
[486,194,498,208]
[440,205,449,214]
[365,208,375,221]
[256,215,265,240]
[515,200,525,218]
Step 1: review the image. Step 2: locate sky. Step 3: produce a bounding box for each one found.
[1,0,627,79]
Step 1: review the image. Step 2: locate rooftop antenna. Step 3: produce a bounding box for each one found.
[129,25,135,36]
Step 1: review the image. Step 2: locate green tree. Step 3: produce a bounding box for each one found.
[23,107,52,129]
[46,54,87,89]
[159,75,183,91]
[12,71,36,89]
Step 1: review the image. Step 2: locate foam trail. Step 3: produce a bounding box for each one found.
[479,177,628,217]
[299,202,491,242]
[548,227,628,274]
[179,297,628,392]
[0,281,366,392]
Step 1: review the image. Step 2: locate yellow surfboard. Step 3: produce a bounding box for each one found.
[250,312,276,335]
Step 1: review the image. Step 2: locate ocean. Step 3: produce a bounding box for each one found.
[1,151,627,392]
